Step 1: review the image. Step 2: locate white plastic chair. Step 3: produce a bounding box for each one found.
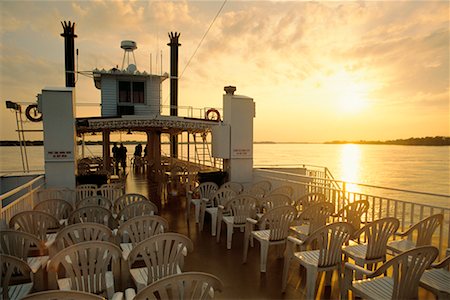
[419,254,450,299]
[220,181,244,194]
[115,201,158,224]
[1,254,34,300]
[282,222,354,299]
[343,246,439,300]
[293,192,326,211]
[113,193,150,214]
[33,199,73,221]
[199,187,237,236]
[117,215,169,260]
[267,185,294,198]
[387,213,443,254]
[186,182,218,223]
[243,205,297,272]
[75,184,97,202]
[69,206,116,228]
[9,210,61,245]
[128,272,223,300]
[342,217,399,279]
[47,241,123,299]
[76,195,112,209]
[290,201,335,241]
[126,233,194,292]
[216,194,258,249]
[0,230,48,290]
[333,200,369,231]
[23,290,106,300]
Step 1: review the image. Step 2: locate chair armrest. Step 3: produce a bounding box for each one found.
[246,217,258,225]
[201,197,210,202]
[125,288,136,300]
[431,255,450,269]
[218,205,225,210]
[344,262,373,276]
[112,292,124,300]
[287,236,304,246]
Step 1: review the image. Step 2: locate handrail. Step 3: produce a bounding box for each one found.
[256,167,450,201]
[0,175,45,203]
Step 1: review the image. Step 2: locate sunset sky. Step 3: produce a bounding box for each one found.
[0,0,448,143]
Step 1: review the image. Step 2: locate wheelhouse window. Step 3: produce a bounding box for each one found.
[119,81,145,103]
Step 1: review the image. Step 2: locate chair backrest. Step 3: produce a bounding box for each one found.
[114,193,149,213]
[9,210,61,241]
[224,195,258,225]
[116,201,159,223]
[76,195,112,209]
[117,215,169,246]
[259,194,292,213]
[75,185,97,202]
[69,206,115,227]
[0,229,45,258]
[245,186,266,199]
[372,246,439,299]
[220,181,244,194]
[53,222,113,253]
[33,199,73,220]
[295,192,326,210]
[250,180,271,194]
[134,272,223,300]
[296,202,335,235]
[36,188,64,202]
[1,254,33,300]
[22,290,105,300]
[48,241,121,295]
[355,217,400,260]
[128,233,194,285]
[210,188,237,207]
[258,206,297,241]
[305,222,354,267]
[338,200,369,230]
[97,185,123,203]
[195,182,219,200]
[268,185,294,198]
[410,214,444,246]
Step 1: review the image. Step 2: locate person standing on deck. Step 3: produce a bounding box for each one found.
[112,142,119,174]
[119,143,127,171]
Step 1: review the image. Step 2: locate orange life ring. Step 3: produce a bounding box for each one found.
[205,108,221,121]
[25,104,43,122]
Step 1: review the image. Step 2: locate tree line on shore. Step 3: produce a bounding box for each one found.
[1,136,449,146]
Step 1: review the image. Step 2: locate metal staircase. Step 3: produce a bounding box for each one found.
[192,132,214,167]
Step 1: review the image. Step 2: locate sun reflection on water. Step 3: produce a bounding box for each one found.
[339,144,361,193]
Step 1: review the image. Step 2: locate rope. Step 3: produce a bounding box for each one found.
[179,0,228,80]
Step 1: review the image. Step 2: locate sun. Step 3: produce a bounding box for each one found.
[325,70,370,114]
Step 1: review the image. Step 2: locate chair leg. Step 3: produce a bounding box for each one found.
[199,207,205,231]
[226,223,233,249]
[211,212,217,236]
[282,250,293,292]
[243,231,250,263]
[194,203,200,223]
[216,218,222,243]
[305,267,318,300]
[260,242,269,272]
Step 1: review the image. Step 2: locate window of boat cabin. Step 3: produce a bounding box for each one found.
[118,81,145,104]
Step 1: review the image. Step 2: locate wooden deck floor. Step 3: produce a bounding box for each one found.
[123,168,437,300]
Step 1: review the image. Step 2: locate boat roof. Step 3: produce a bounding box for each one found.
[76,115,220,134]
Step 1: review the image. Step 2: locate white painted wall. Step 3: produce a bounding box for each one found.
[221,93,255,183]
[41,87,77,189]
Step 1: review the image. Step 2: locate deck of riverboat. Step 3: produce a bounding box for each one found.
[124,169,438,299]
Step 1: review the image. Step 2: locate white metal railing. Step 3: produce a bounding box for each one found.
[0,175,45,225]
[254,168,450,256]
[160,105,223,120]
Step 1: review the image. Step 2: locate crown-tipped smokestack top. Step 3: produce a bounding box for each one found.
[167,32,181,117]
[61,21,77,87]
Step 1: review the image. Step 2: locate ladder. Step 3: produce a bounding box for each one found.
[192,132,213,167]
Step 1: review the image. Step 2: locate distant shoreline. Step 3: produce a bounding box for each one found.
[1,136,448,146]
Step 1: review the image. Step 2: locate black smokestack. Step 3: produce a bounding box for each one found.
[61,21,77,87]
[167,32,180,116]
[168,32,181,158]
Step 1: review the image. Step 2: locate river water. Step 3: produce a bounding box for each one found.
[1,144,449,206]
